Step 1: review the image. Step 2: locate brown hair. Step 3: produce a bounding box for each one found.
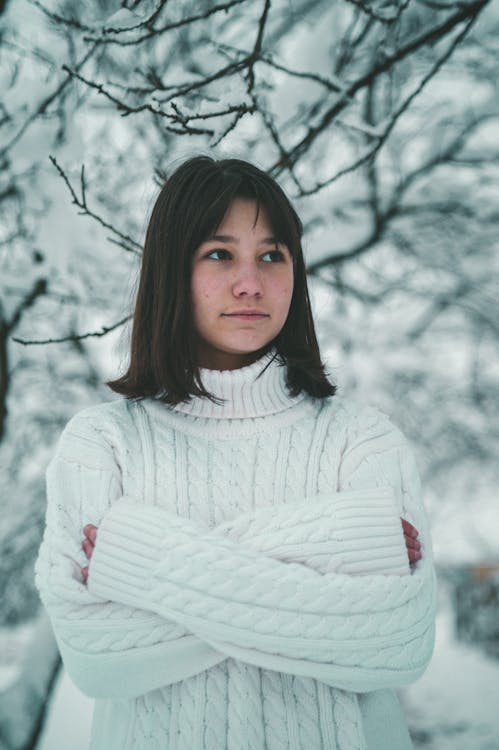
[107,156,336,405]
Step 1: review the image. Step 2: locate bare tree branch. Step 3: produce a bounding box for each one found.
[270,0,491,177]
[49,156,142,254]
[12,314,131,346]
[82,0,251,46]
[343,0,407,22]
[386,111,499,211]
[7,279,48,335]
[63,60,244,117]
[258,55,344,93]
[296,7,480,197]
[0,43,98,159]
[59,0,270,145]
[246,0,272,92]
[0,279,48,439]
[250,93,305,193]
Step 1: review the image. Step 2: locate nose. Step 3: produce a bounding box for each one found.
[232,261,264,297]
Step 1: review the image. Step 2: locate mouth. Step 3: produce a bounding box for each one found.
[223,314,269,320]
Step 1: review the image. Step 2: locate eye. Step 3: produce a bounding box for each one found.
[261,250,286,263]
[205,249,231,260]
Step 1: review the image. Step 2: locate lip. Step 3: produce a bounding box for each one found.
[225,315,268,321]
[223,310,269,316]
[223,312,269,320]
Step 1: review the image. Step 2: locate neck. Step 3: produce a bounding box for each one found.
[170,348,306,420]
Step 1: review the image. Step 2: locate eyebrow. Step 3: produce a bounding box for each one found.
[206,234,280,246]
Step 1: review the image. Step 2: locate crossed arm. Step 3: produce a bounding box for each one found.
[80,518,422,581]
[35,407,436,700]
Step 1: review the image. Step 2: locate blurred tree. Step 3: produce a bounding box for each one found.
[0,0,498,747]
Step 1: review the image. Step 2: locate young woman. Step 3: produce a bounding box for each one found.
[35,156,436,750]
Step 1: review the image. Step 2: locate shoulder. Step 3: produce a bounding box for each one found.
[320,395,413,471]
[62,398,134,430]
[321,394,405,441]
[328,395,419,481]
[53,398,141,468]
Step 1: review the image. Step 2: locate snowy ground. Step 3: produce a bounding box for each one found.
[402,581,499,750]
[36,671,93,750]
[30,577,499,750]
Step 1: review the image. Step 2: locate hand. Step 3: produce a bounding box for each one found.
[81,524,98,584]
[402,518,421,566]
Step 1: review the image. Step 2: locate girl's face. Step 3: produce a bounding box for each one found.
[191,198,294,370]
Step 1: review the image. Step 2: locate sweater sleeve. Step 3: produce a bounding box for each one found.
[35,406,409,699]
[338,405,433,571]
[87,407,437,692]
[34,411,228,700]
[214,486,409,576]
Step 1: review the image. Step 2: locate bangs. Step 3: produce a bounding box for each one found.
[248,182,298,253]
[187,169,300,258]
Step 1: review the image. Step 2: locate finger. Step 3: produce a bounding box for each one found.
[409,549,422,565]
[82,538,94,559]
[83,525,98,543]
[401,518,419,538]
[404,536,421,551]
[81,565,89,582]
[401,518,418,537]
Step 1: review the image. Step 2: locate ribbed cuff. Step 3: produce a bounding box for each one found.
[326,488,410,575]
[231,487,410,576]
[87,500,168,608]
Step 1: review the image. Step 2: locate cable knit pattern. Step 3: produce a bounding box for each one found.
[35,348,436,750]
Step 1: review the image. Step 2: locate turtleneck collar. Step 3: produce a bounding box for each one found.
[168,348,306,420]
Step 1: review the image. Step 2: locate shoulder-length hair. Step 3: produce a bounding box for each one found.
[107,156,336,405]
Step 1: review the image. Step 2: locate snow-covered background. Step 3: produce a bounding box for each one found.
[1,0,498,748]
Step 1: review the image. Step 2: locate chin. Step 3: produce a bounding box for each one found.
[224,339,272,355]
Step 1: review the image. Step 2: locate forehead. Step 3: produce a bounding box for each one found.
[216,198,272,234]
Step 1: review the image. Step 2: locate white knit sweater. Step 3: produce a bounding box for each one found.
[34,349,436,750]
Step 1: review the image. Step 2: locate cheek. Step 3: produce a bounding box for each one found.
[191,272,219,309]
[274,274,293,305]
